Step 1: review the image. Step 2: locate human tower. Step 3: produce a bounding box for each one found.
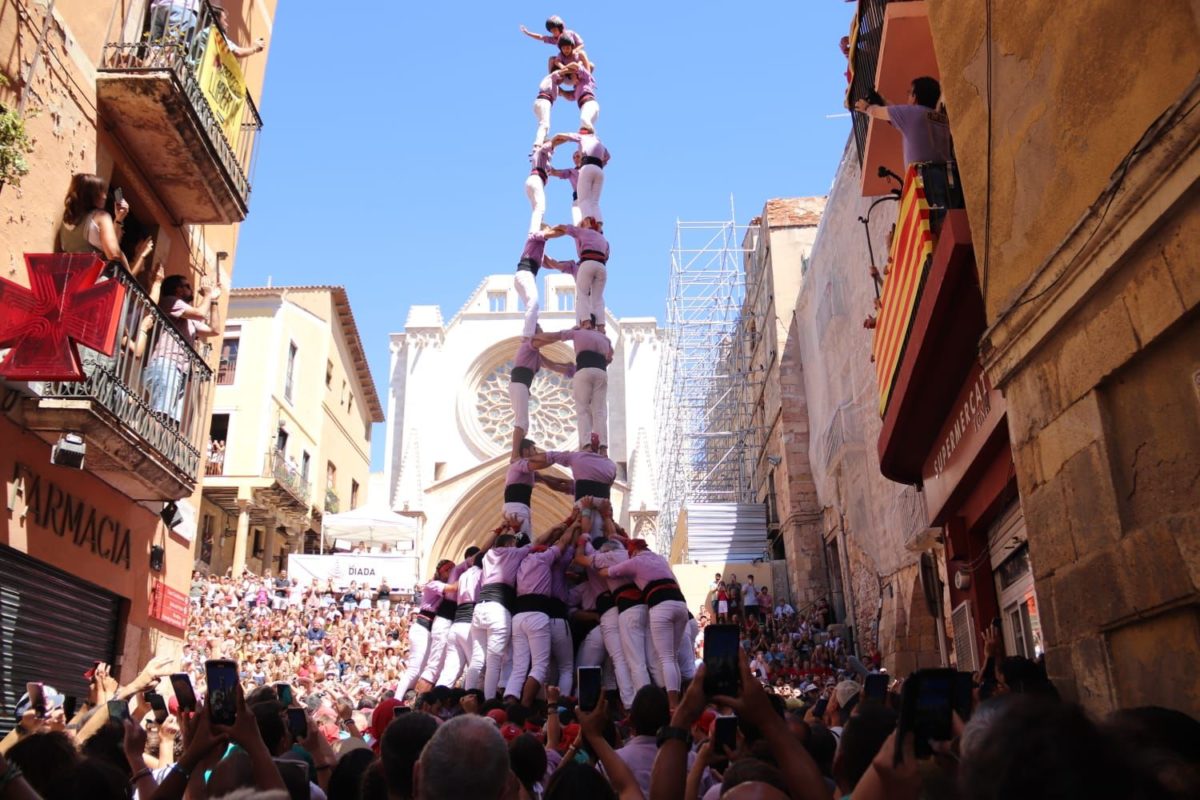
[394,17,696,713]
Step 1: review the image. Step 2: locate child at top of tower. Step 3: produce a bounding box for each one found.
[520,15,594,74]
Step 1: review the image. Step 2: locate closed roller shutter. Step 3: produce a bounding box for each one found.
[0,545,121,735]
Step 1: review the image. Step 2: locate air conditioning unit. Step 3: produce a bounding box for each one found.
[951,601,978,672]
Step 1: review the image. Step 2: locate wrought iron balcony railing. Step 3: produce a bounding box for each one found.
[848,0,891,165]
[97,0,262,222]
[266,449,310,507]
[38,265,213,483]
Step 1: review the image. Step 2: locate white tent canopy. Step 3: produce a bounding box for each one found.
[320,506,419,550]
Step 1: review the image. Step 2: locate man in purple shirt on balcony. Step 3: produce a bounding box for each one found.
[854,76,951,169]
[533,327,613,451]
[550,129,609,224]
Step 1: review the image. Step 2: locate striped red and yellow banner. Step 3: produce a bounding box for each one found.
[873,165,934,416]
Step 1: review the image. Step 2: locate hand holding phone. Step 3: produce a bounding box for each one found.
[287,707,308,738]
[146,690,169,724]
[205,659,239,726]
[107,699,131,722]
[896,668,955,763]
[576,666,602,712]
[864,673,889,703]
[26,682,46,718]
[712,714,738,760]
[702,625,741,698]
[170,673,198,712]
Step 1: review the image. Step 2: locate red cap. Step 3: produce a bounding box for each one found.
[167,696,180,716]
[83,660,100,680]
[499,722,523,742]
[486,708,508,726]
[694,709,717,735]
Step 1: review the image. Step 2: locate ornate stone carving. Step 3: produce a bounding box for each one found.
[474,359,576,452]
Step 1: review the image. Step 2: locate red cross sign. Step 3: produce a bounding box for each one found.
[0,253,127,381]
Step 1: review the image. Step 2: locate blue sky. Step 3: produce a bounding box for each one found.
[235,2,856,469]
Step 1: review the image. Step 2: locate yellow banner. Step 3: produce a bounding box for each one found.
[196,26,246,142]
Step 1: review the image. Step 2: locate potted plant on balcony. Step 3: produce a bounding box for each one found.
[0,78,33,187]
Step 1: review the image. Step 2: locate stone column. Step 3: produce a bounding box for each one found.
[231,501,251,577]
[262,523,277,575]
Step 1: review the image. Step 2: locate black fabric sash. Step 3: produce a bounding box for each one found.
[575,351,607,371]
[504,483,533,505]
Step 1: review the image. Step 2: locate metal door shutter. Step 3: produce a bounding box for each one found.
[951,601,978,673]
[0,545,120,735]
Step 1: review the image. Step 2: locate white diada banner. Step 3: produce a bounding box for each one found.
[287,553,419,592]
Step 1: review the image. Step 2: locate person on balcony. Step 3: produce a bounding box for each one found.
[853,76,951,170]
[145,275,222,425]
[520,15,593,74]
[211,1,266,59]
[149,0,201,51]
[58,173,154,280]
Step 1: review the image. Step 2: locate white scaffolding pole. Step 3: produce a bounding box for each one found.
[655,200,770,558]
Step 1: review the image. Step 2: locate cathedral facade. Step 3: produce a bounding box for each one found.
[383,272,663,574]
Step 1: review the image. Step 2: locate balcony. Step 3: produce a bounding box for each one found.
[848,1,940,196]
[876,208,988,485]
[325,487,340,515]
[22,265,213,501]
[96,1,261,223]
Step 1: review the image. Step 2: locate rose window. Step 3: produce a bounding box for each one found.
[475,360,576,451]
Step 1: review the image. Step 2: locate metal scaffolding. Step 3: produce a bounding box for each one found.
[654,203,769,557]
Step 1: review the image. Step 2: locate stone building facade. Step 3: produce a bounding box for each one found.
[926,0,1200,713]
[383,273,663,574]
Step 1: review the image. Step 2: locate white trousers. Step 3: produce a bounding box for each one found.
[549,617,575,694]
[396,621,430,700]
[509,381,531,432]
[514,270,539,340]
[571,201,582,225]
[599,607,637,707]
[575,622,616,692]
[524,175,546,234]
[502,502,532,537]
[533,98,551,147]
[420,615,452,684]
[619,604,653,689]
[472,600,512,698]
[579,99,600,131]
[464,620,487,691]
[573,367,608,448]
[577,163,605,223]
[438,619,472,687]
[574,259,607,328]
[678,616,699,681]
[505,610,551,699]
[648,600,689,691]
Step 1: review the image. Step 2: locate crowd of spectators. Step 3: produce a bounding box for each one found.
[2,569,1196,800]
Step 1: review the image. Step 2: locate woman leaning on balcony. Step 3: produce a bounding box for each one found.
[59,173,161,375]
[59,173,153,278]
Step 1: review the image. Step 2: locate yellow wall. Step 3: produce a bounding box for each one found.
[926,0,1200,321]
